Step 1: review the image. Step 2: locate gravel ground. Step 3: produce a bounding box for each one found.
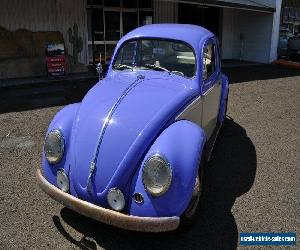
[0,65,299,249]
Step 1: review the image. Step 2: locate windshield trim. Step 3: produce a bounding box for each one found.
[111,37,197,79]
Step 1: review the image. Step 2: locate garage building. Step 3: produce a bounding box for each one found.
[0,0,281,79]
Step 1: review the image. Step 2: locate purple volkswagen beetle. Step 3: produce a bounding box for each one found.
[37,24,229,232]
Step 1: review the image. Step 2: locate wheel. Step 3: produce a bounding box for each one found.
[181,175,201,220]
[180,157,205,228]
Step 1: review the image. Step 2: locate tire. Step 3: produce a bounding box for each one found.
[179,157,205,229]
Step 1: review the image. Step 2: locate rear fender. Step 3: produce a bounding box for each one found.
[128,120,206,217]
[218,73,229,123]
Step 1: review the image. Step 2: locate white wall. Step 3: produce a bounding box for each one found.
[221,8,235,59]
[269,0,282,62]
[222,8,274,63]
[0,0,88,64]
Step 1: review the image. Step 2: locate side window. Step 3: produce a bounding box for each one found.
[203,43,216,81]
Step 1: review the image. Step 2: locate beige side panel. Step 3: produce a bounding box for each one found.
[176,82,221,140]
[176,96,203,127]
[202,83,222,139]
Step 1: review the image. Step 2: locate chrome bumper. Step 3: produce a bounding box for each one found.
[36,169,180,232]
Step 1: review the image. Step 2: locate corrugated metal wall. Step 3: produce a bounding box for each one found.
[0,0,88,64]
[56,0,88,64]
[153,0,178,23]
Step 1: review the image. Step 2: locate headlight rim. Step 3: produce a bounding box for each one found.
[142,153,172,197]
[44,128,65,165]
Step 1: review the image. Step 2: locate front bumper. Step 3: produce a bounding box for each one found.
[36,169,180,232]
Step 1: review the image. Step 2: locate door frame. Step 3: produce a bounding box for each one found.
[201,37,221,94]
[200,38,222,139]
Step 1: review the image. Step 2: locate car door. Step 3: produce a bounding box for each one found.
[201,39,222,140]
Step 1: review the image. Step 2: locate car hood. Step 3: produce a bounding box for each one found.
[71,71,197,204]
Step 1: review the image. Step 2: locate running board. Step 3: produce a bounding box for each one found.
[204,122,222,162]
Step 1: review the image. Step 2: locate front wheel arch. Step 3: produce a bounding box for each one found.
[180,152,207,227]
[128,120,206,217]
[42,103,81,186]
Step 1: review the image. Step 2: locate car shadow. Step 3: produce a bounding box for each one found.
[223,64,300,84]
[53,117,257,250]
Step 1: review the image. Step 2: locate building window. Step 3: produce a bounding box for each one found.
[87,0,153,65]
[87,9,104,41]
[123,0,137,8]
[105,11,120,41]
[123,12,138,35]
[139,11,152,26]
[87,0,103,6]
[104,0,120,7]
[138,0,152,8]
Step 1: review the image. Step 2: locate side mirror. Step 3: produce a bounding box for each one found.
[96,62,103,80]
[96,52,103,80]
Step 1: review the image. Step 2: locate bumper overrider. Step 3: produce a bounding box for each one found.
[36,169,180,232]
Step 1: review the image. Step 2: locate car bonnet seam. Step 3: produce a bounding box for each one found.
[85,75,145,194]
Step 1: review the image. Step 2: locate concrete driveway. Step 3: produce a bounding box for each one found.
[0,65,299,249]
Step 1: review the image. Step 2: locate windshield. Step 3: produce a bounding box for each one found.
[113,39,196,78]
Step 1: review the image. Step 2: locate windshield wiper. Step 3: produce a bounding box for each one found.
[144,64,171,75]
[113,64,134,71]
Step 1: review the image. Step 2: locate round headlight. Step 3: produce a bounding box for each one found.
[107,188,125,211]
[142,154,172,196]
[44,129,64,164]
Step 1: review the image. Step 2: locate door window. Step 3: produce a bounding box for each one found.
[203,43,216,80]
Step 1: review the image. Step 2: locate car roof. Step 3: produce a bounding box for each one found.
[119,24,215,50]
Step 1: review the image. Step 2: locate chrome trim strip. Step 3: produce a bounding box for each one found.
[206,122,222,162]
[86,75,145,192]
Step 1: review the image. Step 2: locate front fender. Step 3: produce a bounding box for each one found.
[42,103,80,186]
[128,120,206,217]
